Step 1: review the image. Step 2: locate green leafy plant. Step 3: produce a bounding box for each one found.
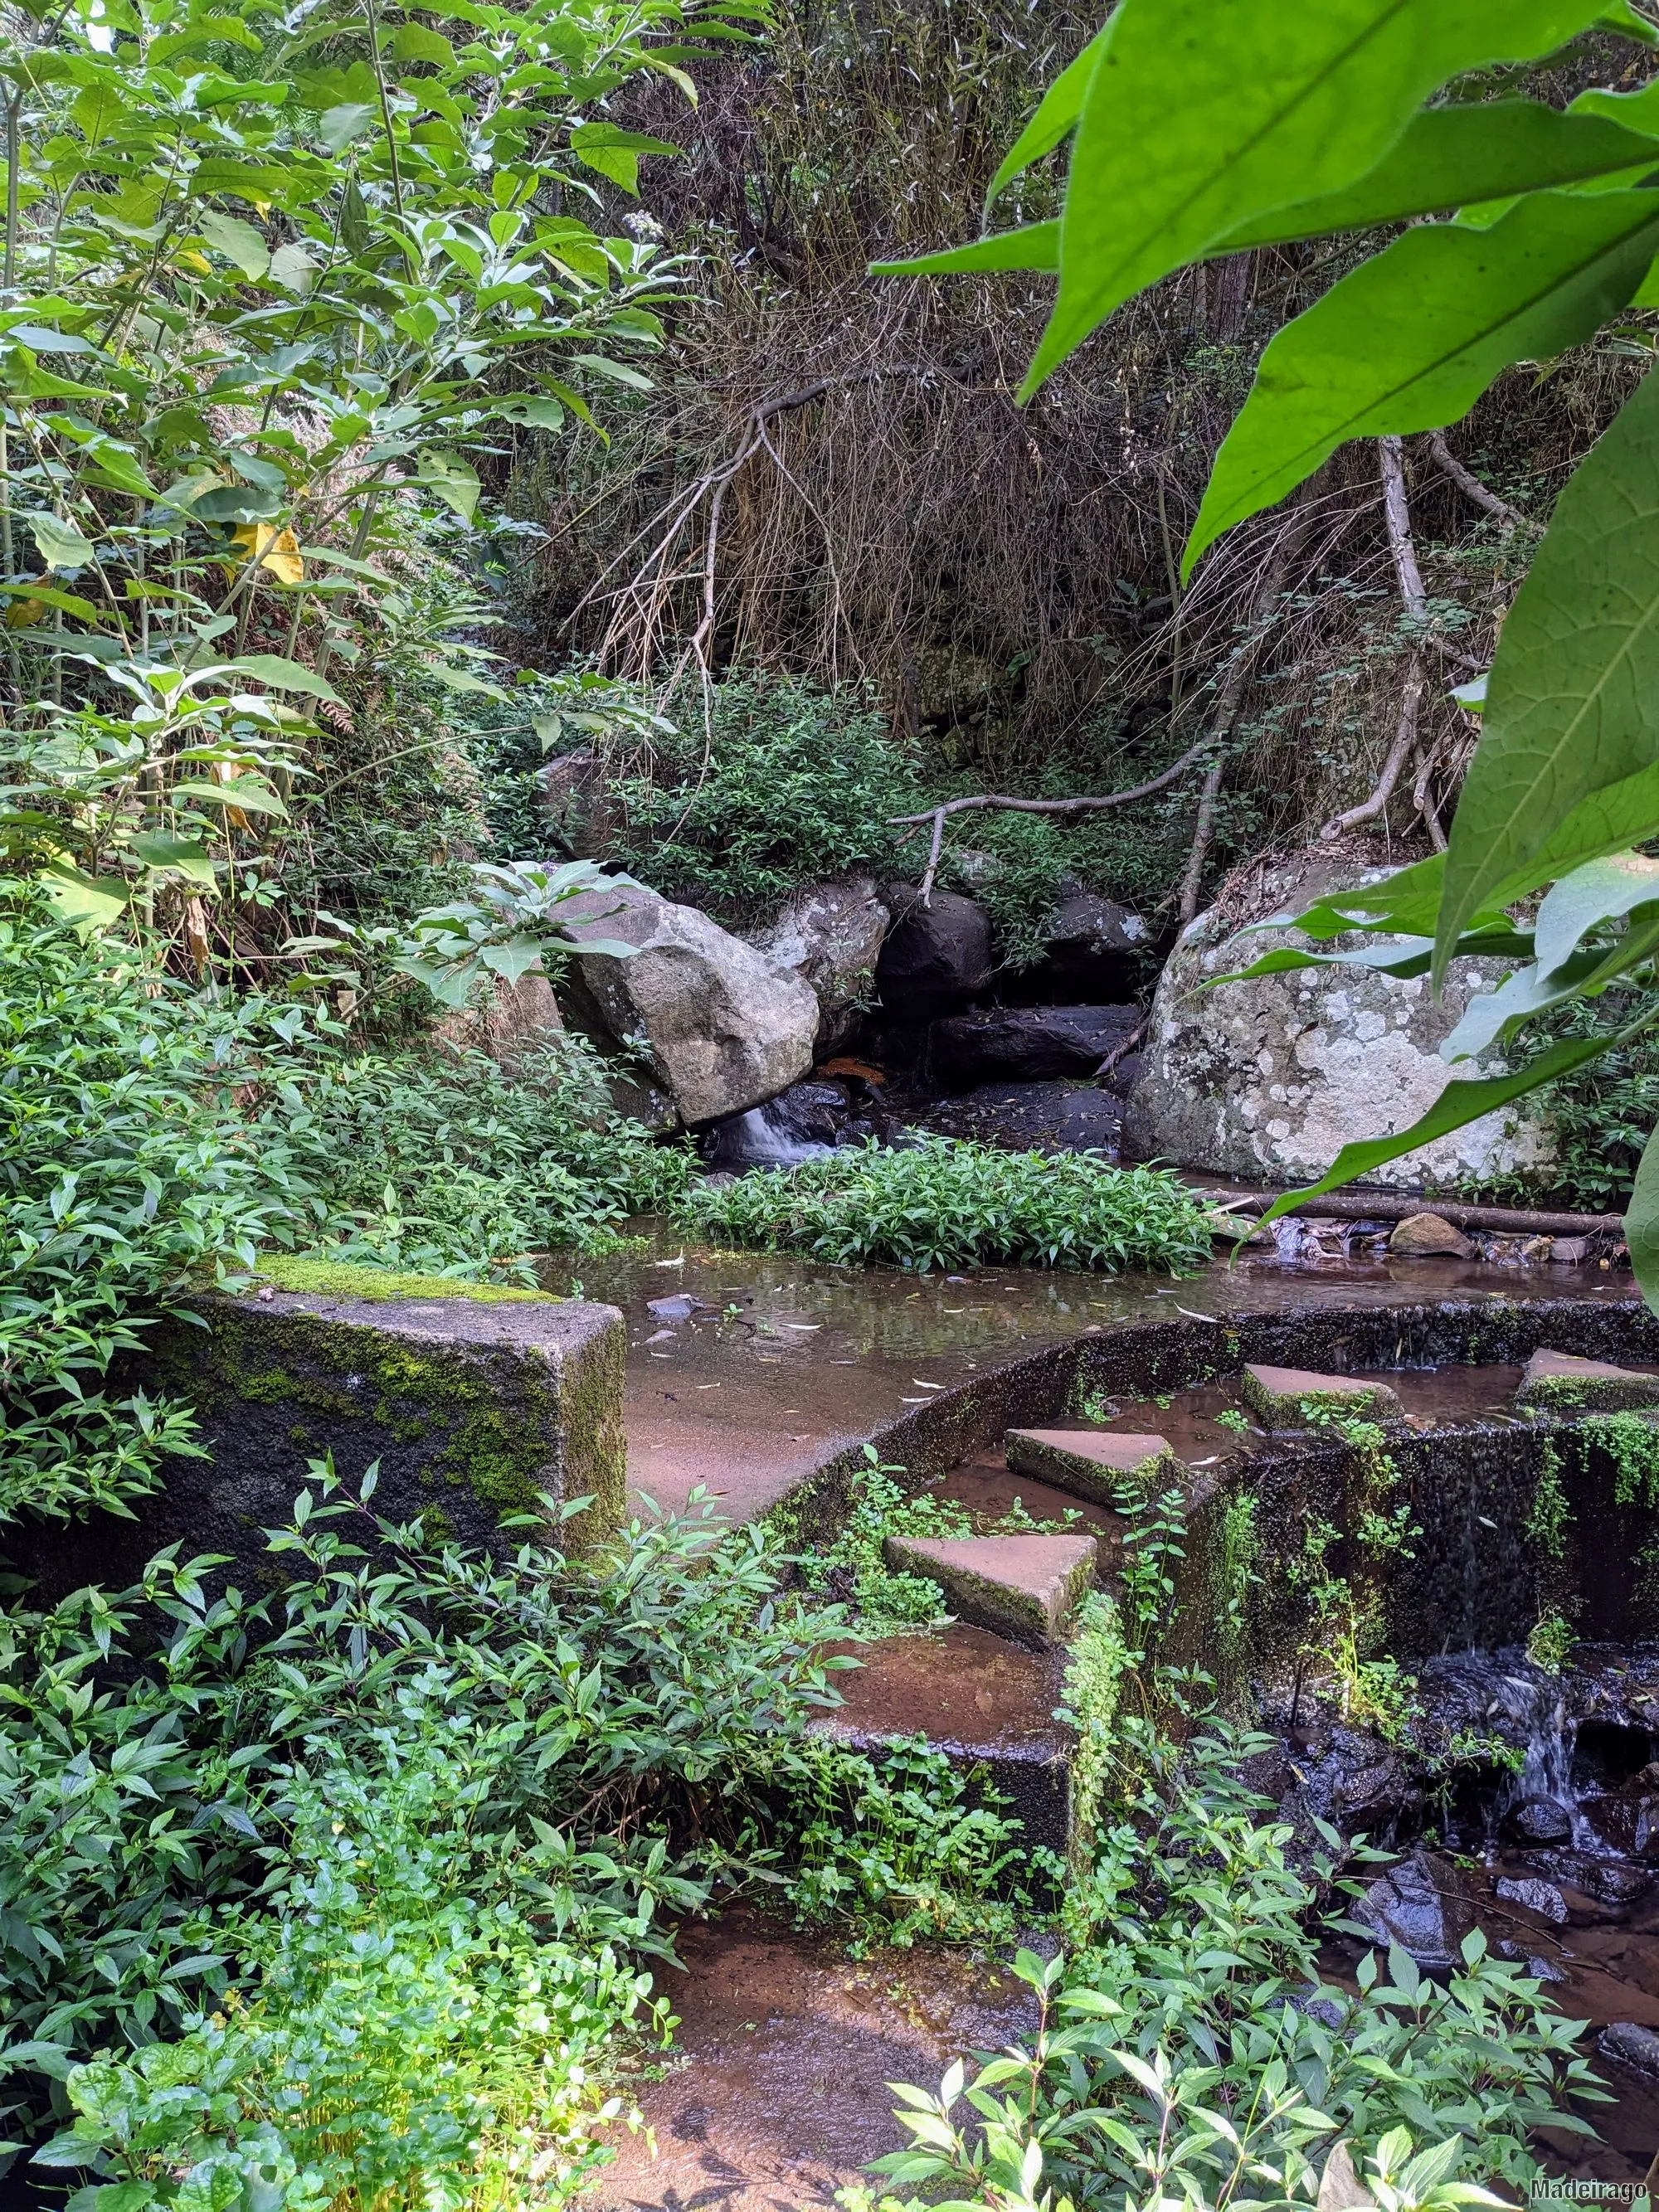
[1,1466,851,2177]
[1527,1606,1576,1675]
[773,1735,1029,1952]
[871,1722,1600,2212]
[1527,1441,1573,1558]
[675,1135,1215,1274]
[0,0,762,968]
[603,672,918,921]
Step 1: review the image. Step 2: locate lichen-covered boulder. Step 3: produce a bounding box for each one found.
[746,873,889,1051]
[1121,853,1554,1189]
[560,882,820,1125]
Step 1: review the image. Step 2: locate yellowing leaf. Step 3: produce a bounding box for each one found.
[222,523,304,587]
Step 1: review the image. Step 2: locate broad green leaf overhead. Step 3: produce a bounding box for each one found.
[1020,0,1621,397]
[1188,188,1659,573]
[1625,1120,1659,1297]
[1435,367,1659,974]
[983,23,1113,209]
[1215,100,1659,249]
[878,102,1659,284]
[1533,850,1659,970]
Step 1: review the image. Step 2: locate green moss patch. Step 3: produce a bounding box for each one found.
[246,1255,557,1305]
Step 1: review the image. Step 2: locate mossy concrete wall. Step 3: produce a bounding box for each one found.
[14,1286,626,1601]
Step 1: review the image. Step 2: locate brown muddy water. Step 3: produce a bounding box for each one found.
[544,1227,1627,1519]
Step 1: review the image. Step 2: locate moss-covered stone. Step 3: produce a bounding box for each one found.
[14,1287,627,1604]
[1005,1427,1178,1503]
[246,1255,557,1304]
[1240,1363,1404,1428]
[1515,1348,1659,1414]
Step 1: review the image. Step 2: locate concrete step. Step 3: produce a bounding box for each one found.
[884,1530,1097,1645]
[1516,1347,1659,1413]
[1005,1426,1179,1502]
[1240,1362,1404,1427]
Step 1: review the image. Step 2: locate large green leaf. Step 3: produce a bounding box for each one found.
[984,24,1113,209]
[1534,850,1659,970]
[1255,1032,1616,1228]
[888,100,1659,280]
[1188,187,1659,573]
[1625,1117,1659,1303]
[1021,0,1615,396]
[1216,98,1659,250]
[1434,367,1659,973]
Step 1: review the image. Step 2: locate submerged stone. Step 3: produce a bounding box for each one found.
[1515,1347,1659,1412]
[884,1531,1097,1644]
[1239,1363,1404,1427]
[1389,1212,1475,1259]
[1004,1427,1178,1504]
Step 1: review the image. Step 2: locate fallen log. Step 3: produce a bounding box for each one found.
[1194,1182,1623,1240]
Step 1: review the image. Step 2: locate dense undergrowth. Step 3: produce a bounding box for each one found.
[680,1135,1216,1274]
[0,900,690,1524]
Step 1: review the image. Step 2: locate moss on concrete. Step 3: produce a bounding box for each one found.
[246,1255,557,1304]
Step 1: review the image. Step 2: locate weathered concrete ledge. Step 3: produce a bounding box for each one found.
[14,1281,626,1601]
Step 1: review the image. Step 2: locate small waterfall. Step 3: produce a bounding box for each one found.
[1492,1674,1604,1851]
[703,1101,838,1169]
[1272,1218,1307,1262]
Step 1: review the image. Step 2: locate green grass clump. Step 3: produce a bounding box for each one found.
[677,1135,1214,1274]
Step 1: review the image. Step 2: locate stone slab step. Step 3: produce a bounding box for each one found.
[1515,1347,1659,1412]
[1240,1362,1403,1427]
[1005,1426,1177,1503]
[884,1531,1097,1645]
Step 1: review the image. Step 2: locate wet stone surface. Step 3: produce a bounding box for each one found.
[593,1908,1039,2212]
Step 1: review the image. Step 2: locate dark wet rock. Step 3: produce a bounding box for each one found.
[1356,1850,1477,1970]
[1100,1049,1146,1098]
[646,1294,708,1321]
[875,887,993,1011]
[747,876,890,1053]
[1496,1939,1566,1981]
[1267,1725,1418,1878]
[1503,1795,1574,1846]
[1029,894,1148,1000]
[928,1004,1141,1089]
[1292,1991,1347,2030]
[1637,1797,1659,1862]
[1495,1874,1569,1924]
[703,1081,863,1169]
[1550,1235,1590,1264]
[1601,2021,1659,2076]
[906,1081,1123,1156]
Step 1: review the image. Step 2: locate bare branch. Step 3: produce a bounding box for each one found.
[1428,430,1538,533]
[1322,440,1428,839]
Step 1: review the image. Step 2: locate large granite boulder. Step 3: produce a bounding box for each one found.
[747,873,889,1051]
[875,886,993,1010]
[559,882,819,1125]
[1121,854,1554,1188]
[537,750,621,859]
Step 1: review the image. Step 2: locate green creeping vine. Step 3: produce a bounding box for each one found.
[1526,1441,1573,1559]
[805,1445,1083,1629]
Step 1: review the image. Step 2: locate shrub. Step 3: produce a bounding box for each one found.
[0,907,316,1522]
[676,1135,1215,1273]
[604,673,919,921]
[4,1470,844,2200]
[258,1033,697,1274]
[870,1719,1603,2212]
